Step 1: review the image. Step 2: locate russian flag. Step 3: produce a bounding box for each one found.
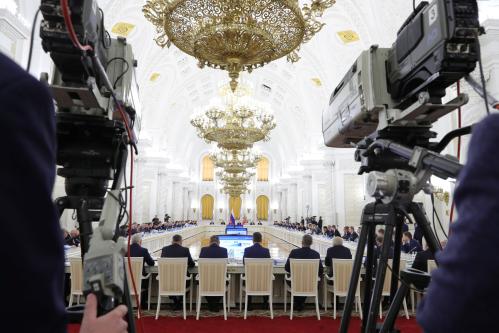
[230,209,236,225]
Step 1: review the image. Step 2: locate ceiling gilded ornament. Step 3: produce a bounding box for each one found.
[143,0,335,91]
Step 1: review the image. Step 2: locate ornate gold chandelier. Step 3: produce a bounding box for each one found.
[190,91,275,150]
[211,149,259,197]
[210,149,260,174]
[222,184,250,197]
[143,0,335,91]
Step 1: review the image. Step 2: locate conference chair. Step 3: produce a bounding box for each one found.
[239,258,275,319]
[379,259,409,319]
[68,257,83,306]
[284,259,321,320]
[155,258,192,320]
[196,258,230,320]
[125,257,152,318]
[411,259,438,314]
[323,259,362,320]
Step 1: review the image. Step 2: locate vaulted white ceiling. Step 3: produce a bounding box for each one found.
[16,0,499,177]
[95,0,422,173]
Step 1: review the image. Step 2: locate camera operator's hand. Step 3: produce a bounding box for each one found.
[80,294,128,333]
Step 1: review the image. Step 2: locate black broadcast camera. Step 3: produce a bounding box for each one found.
[322,1,484,332]
[40,0,140,329]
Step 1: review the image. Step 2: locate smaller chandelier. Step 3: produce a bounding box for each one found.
[210,149,261,174]
[221,184,250,197]
[191,96,275,150]
[217,170,253,188]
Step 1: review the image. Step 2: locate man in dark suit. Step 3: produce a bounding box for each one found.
[412,240,447,272]
[325,237,352,276]
[161,234,195,309]
[243,232,271,309]
[318,216,323,230]
[243,232,271,262]
[128,233,156,273]
[285,234,324,311]
[199,235,228,311]
[128,234,155,308]
[342,227,351,240]
[331,225,341,237]
[418,115,499,333]
[401,231,422,253]
[349,226,359,242]
[0,53,127,333]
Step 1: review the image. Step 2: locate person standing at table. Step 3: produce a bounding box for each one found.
[199,235,228,312]
[285,234,323,311]
[161,234,195,310]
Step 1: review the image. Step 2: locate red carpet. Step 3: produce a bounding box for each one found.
[68,316,422,333]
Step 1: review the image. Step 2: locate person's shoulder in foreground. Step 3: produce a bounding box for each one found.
[417,114,499,333]
[0,52,67,333]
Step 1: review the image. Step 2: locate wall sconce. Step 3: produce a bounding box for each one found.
[219,207,223,213]
[247,208,251,214]
[192,207,197,214]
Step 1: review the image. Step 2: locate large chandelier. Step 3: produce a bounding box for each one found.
[191,91,275,150]
[143,0,335,91]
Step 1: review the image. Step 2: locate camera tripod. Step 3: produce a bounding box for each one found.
[337,127,464,333]
[339,200,441,333]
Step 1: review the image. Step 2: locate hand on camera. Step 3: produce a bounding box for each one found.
[80,294,128,333]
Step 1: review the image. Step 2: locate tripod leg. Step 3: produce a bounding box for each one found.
[339,206,372,333]
[380,282,410,333]
[365,205,396,333]
[410,203,442,258]
[390,215,404,302]
[362,222,376,326]
[77,199,93,259]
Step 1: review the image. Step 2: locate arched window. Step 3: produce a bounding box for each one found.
[229,196,242,220]
[201,194,214,220]
[256,195,269,220]
[257,157,269,181]
[202,155,214,181]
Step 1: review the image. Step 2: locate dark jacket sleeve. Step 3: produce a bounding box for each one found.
[143,248,155,266]
[199,247,206,259]
[186,249,195,268]
[285,249,295,273]
[325,248,332,267]
[318,258,324,277]
[265,248,271,258]
[160,247,167,258]
[417,114,499,333]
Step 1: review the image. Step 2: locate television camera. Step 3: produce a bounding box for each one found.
[39,0,140,330]
[322,0,486,332]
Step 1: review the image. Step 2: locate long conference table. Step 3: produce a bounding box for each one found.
[65,225,414,308]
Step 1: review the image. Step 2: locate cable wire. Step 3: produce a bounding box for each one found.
[26,9,40,72]
[475,31,490,115]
